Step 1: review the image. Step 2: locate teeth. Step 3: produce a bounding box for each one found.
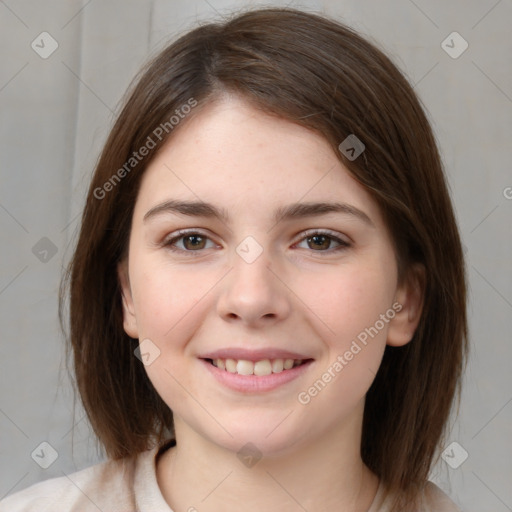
[236,360,254,375]
[271,359,284,373]
[283,358,294,370]
[225,359,237,373]
[254,359,272,376]
[209,357,306,376]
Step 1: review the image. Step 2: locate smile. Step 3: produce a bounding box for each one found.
[201,357,314,393]
[206,358,308,376]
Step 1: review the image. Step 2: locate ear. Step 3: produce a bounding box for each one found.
[117,259,139,339]
[387,262,426,347]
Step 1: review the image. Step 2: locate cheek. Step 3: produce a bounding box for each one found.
[130,257,213,343]
[296,254,396,405]
[303,258,396,344]
[128,257,214,409]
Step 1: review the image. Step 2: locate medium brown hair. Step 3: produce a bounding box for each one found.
[60,7,468,510]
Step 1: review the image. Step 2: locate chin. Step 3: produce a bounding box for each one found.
[199,420,308,460]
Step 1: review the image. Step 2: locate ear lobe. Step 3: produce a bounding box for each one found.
[386,263,426,347]
[117,260,139,339]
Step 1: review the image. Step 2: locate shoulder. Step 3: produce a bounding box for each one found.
[0,447,160,512]
[373,480,462,512]
[421,481,462,511]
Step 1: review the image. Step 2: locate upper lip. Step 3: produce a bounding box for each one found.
[199,348,312,362]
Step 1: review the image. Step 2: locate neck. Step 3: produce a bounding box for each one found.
[156,408,380,512]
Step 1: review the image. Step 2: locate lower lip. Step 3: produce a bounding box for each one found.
[201,359,313,393]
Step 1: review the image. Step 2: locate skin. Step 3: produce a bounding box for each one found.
[118,95,425,512]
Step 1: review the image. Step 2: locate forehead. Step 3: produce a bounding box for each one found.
[133,96,384,229]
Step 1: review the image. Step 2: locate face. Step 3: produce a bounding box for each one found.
[118,96,423,455]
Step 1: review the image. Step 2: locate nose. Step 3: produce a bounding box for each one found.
[216,245,291,327]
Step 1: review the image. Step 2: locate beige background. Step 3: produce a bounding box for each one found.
[1,1,511,510]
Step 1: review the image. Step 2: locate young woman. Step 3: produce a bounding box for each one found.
[1,7,467,512]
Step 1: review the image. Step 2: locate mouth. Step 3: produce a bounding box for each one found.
[203,357,312,376]
[201,356,314,393]
[199,348,314,392]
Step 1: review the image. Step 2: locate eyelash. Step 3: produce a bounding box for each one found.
[162,229,351,256]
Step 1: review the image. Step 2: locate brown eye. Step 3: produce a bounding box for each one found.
[182,234,207,250]
[164,231,216,253]
[307,234,332,250]
[295,230,351,254]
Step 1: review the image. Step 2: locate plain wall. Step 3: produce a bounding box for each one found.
[1,1,511,510]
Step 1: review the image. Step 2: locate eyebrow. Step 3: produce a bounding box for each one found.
[143,199,375,227]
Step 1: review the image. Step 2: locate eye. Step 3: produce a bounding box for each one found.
[294,230,351,254]
[163,229,351,256]
[163,230,217,254]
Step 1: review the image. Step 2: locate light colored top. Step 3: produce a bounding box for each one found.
[0,442,461,511]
